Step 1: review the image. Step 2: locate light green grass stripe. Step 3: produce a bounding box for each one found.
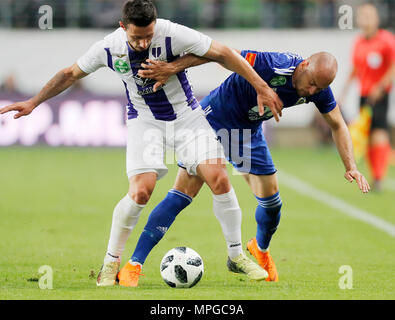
[385,178,395,191]
[279,171,395,237]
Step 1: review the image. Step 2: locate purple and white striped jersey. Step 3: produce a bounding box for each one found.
[77,19,212,121]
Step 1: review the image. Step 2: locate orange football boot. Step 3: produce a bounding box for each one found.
[117,262,144,287]
[247,238,279,282]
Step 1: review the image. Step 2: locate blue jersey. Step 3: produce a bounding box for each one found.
[202,51,337,130]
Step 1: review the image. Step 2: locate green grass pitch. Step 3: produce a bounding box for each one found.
[0,146,394,300]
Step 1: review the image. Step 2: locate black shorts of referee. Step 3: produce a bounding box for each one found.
[360,93,390,131]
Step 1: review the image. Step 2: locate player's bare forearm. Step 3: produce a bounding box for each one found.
[323,105,370,193]
[139,51,240,84]
[32,64,87,106]
[0,63,87,119]
[323,106,357,170]
[138,54,210,90]
[203,42,265,90]
[203,40,283,121]
[331,119,356,171]
[166,54,210,73]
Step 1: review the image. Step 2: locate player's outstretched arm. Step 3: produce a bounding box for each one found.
[138,55,210,92]
[322,105,370,193]
[138,49,244,90]
[0,63,88,119]
[203,40,284,122]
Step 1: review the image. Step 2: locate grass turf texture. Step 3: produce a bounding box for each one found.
[0,146,394,300]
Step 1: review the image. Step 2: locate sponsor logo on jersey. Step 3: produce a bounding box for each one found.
[114,59,131,74]
[296,97,307,105]
[248,106,273,121]
[270,76,287,87]
[133,74,156,88]
[114,54,127,58]
[245,53,257,67]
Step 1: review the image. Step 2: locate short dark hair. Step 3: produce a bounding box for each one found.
[122,0,157,27]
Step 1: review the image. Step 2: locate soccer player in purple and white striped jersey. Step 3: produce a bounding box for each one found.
[0,0,284,287]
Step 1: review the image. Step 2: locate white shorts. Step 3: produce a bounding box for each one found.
[126,107,225,180]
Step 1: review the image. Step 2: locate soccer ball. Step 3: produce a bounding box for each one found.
[160,247,204,288]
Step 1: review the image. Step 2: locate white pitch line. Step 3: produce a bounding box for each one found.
[278,171,395,238]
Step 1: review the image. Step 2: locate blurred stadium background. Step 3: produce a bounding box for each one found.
[1,0,394,300]
[0,0,394,148]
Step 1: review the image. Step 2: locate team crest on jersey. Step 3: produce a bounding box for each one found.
[270,76,286,87]
[114,59,131,74]
[296,97,307,105]
[151,47,162,58]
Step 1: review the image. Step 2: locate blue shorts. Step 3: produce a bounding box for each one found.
[178,95,276,176]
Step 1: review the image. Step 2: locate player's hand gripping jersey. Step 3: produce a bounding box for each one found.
[77,19,211,121]
[201,51,337,130]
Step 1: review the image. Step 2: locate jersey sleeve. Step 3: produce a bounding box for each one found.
[169,23,212,57]
[309,87,337,114]
[77,40,107,74]
[240,50,274,82]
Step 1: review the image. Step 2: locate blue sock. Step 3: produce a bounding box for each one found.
[255,192,282,250]
[131,189,192,265]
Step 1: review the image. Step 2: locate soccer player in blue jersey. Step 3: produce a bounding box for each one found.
[128,50,370,283]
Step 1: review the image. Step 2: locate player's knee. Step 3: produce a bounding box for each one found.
[175,186,199,198]
[187,189,200,198]
[268,185,280,197]
[256,175,279,198]
[129,188,152,205]
[209,171,231,194]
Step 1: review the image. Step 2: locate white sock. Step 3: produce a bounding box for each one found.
[257,243,269,253]
[212,188,243,259]
[104,194,145,264]
[129,260,142,267]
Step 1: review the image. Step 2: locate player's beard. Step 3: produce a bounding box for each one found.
[294,78,308,97]
[295,84,307,97]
